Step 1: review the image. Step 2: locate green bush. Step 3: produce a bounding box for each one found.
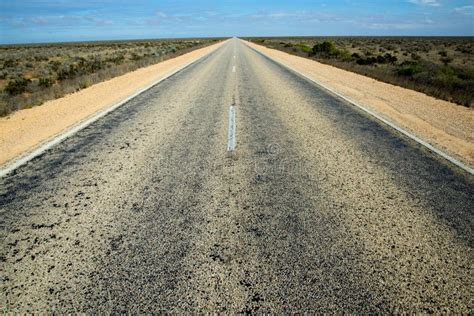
[457,68,474,80]
[397,61,424,76]
[312,41,339,56]
[351,53,361,59]
[311,40,350,60]
[4,77,31,95]
[294,43,311,53]
[436,65,456,79]
[357,57,377,65]
[376,55,386,63]
[371,53,398,64]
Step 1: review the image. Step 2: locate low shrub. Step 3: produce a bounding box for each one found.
[57,64,78,81]
[435,65,456,80]
[357,57,377,65]
[440,56,453,65]
[38,77,54,88]
[377,53,398,64]
[294,43,312,53]
[351,53,361,59]
[457,68,474,80]
[311,40,351,60]
[411,53,421,61]
[312,41,339,57]
[397,61,424,76]
[0,100,8,116]
[4,77,31,95]
[2,59,17,68]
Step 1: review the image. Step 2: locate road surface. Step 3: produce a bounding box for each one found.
[1,38,473,313]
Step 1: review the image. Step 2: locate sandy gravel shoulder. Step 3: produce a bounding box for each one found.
[0,40,226,167]
[245,41,474,168]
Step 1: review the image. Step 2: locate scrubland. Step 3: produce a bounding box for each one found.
[246,37,474,107]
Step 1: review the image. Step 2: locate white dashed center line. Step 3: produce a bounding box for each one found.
[232,66,236,72]
[227,106,236,151]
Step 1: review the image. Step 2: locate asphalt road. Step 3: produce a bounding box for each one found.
[1,38,473,313]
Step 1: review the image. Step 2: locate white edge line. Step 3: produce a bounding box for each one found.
[0,43,223,178]
[242,40,474,175]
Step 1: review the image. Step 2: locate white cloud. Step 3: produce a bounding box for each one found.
[453,5,474,15]
[155,12,168,18]
[408,0,441,6]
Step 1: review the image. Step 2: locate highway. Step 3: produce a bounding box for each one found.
[1,38,473,313]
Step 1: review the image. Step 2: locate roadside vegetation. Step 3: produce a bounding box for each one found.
[0,38,221,116]
[247,37,474,107]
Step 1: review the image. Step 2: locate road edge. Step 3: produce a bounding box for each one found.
[0,42,225,178]
[242,40,474,176]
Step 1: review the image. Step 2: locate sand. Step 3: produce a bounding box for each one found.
[245,41,474,167]
[0,41,226,166]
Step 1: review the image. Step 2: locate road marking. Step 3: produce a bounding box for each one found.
[233,55,236,59]
[227,106,236,151]
[232,66,236,72]
[243,41,474,175]
[0,43,226,178]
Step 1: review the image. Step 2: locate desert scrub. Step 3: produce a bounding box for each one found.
[311,40,343,58]
[0,38,222,116]
[246,36,474,107]
[4,77,31,95]
[294,43,312,53]
[397,61,424,76]
[38,77,54,88]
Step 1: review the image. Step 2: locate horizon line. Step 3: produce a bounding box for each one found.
[2,34,474,46]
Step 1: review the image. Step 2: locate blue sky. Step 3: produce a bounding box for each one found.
[0,0,473,44]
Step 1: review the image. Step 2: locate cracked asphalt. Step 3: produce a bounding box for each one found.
[1,38,473,313]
